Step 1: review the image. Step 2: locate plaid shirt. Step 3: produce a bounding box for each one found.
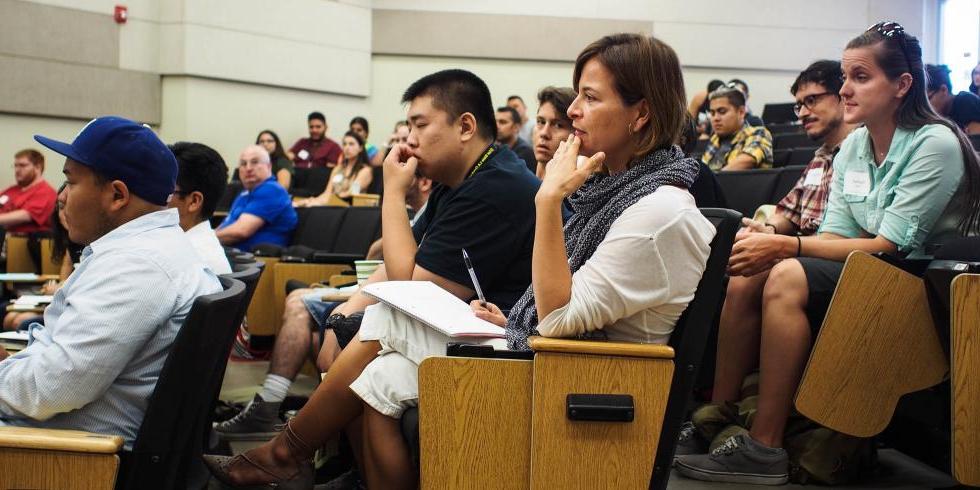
[776,143,838,235]
[701,123,773,171]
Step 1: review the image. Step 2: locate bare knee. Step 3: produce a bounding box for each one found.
[283,289,314,320]
[316,330,341,372]
[762,259,808,308]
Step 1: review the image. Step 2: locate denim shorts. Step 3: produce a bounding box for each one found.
[300,292,340,334]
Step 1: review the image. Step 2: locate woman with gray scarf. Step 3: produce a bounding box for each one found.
[205,33,715,490]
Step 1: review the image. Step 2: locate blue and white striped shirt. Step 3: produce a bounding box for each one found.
[0,209,221,447]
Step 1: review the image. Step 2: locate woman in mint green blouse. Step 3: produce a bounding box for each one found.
[676,22,980,483]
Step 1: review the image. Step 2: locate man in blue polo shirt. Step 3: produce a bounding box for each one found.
[217,145,297,251]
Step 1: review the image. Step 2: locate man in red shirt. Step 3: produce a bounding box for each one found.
[0,150,57,233]
[288,111,342,169]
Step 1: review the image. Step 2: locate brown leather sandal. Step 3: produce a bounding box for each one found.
[202,421,315,489]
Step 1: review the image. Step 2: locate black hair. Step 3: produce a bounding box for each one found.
[497,106,521,126]
[708,85,747,108]
[507,95,525,104]
[678,114,699,156]
[706,79,725,93]
[341,130,370,177]
[169,142,229,221]
[728,78,749,97]
[698,79,726,114]
[350,116,370,135]
[255,130,288,163]
[307,111,326,123]
[847,25,980,234]
[791,59,844,96]
[925,63,953,93]
[401,69,497,141]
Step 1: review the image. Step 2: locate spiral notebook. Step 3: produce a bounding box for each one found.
[361,281,506,338]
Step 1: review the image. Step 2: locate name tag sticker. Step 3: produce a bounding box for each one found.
[803,167,823,187]
[843,170,870,196]
[298,150,310,160]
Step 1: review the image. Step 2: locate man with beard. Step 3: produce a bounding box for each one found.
[289,111,342,169]
[675,59,856,457]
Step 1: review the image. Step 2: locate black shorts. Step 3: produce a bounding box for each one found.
[796,257,845,337]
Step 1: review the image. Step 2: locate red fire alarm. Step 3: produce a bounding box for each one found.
[114,5,128,24]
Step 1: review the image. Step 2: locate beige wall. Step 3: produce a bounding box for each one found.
[0,0,942,190]
[158,76,368,175]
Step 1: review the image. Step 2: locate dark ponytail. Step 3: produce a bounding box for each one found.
[847,26,980,235]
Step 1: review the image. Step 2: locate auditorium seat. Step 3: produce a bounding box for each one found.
[0,275,249,490]
[290,167,331,198]
[765,122,805,135]
[788,146,818,166]
[414,208,740,489]
[714,166,806,220]
[714,168,781,218]
[795,250,980,485]
[772,148,791,167]
[795,251,948,438]
[773,132,814,150]
[761,103,797,124]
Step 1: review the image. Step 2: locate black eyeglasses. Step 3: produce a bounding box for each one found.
[793,92,837,115]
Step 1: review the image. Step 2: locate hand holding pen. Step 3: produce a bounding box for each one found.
[462,248,487,307]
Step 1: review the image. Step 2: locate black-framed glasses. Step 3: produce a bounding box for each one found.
[793,92,837,115]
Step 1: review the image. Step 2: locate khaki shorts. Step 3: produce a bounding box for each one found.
[349,303,507,418]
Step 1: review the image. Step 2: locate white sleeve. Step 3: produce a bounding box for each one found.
[536,198,709,339]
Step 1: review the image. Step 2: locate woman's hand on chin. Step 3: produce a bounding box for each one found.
[471,300,507,327]
[537,135,604,203]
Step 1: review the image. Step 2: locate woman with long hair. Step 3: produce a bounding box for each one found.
[295,131,373,207]
[675,21,980,484]
[205,33,716,488]
[255,130,294,190]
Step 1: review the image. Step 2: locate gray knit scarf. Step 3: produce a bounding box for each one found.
[504,145,701,350]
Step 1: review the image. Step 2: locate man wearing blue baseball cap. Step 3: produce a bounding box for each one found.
[0,116,222,448]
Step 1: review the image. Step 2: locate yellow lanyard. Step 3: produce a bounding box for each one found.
[467,145,496,179]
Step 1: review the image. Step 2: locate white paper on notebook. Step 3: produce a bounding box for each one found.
[0,330,29,343]
[14,295,54,305]
[361,281,506,338]
[0,273,39,281]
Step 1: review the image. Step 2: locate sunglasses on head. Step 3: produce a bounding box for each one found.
[868,21,905,38]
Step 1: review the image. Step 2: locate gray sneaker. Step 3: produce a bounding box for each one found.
[674,421,708,456]
[674,434,789,485]
[214,394,283,441]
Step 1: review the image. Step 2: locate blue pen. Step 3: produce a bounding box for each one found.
[461,249,487,307]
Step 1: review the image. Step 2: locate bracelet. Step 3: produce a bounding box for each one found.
[796,235,802,257]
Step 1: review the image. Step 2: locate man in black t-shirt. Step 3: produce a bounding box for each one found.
[214,69,540,442]
[927,64,980,135]
[496,106,538,172]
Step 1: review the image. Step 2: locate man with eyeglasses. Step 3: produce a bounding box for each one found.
[674,58,855,465]
[216,145,297,251]
[925,64,980,136]
[746,59,856,237]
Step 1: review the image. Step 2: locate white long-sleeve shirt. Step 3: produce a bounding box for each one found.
[0,209,221,447]
[536,186,715,344]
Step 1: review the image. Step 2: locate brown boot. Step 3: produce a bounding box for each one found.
[203,420,315,489]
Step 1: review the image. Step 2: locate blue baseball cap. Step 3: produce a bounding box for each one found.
[34,116,177,206]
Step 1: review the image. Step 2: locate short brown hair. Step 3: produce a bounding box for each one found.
[536,86,576,126]
[14,149,44,172]
[572,33,687,156]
